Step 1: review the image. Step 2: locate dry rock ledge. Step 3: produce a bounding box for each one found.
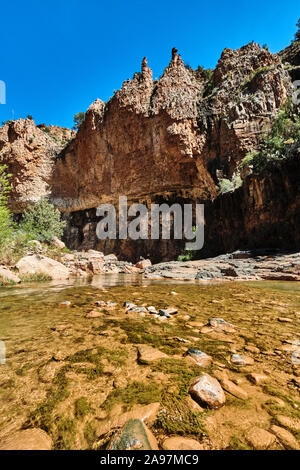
[143,250,300,282]
[7,248,300,282]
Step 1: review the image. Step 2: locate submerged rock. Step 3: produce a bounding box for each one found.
[162,436,203,450]
[137,345,168,364]
[185,349,212,367]
[189,373,226,409]
[86,310,103,318]
[270,425,300,450]
[208,318,235,333]
[158,309,171,318]
[107,419,158,450]
[147,306,158,314]
[231,354,254,366]
[245,427,276,450]
[0,428,52,450]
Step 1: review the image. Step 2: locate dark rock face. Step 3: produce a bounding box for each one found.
[202,153,300,258]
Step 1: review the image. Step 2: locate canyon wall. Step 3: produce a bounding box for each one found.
[0,42,299,261]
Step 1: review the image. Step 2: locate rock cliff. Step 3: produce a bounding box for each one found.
[0,120,74,212]
[0,42,299,261]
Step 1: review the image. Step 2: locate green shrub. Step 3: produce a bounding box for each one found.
[20,199,66,243]
[219,178,234,194]
[177,252,193,262]
[0,165,13,251]
[239,99,300,172]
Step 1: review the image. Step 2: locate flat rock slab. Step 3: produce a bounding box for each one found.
[0,428,52,450]
[275,415,300,432]
[189,373,226,409]
[245,427,276,450]
[108,419,158,450]
[137,345,168,364]
[185,349,212,367]
[270,425,300,450]
[162,437,204,450]
[219,377,248,400]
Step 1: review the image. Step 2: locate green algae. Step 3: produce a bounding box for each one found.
[154,391,206,437]
[74,397,94,419]
[101,381,162,412]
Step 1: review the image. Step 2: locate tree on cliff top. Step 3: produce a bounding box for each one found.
[295,18,300,41]
[72,111,85,130]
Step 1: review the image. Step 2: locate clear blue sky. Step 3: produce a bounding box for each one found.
[0,0,299,128]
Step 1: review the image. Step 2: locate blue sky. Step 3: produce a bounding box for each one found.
[0,0,299,128]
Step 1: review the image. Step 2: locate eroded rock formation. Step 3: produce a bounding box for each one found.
[0,42,299,261]
[0,120,74,212]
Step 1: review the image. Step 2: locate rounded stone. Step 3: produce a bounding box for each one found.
[185,349,212,367]
[162,437,203,450]
[189,373,226,409]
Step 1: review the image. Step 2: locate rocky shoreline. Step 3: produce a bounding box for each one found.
[143,250,300,282]
[0,249,299,285]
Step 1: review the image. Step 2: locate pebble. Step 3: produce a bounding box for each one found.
[230,354,254,366]
[247,373,269,385]
[59,301,71,307]
[162,437,203,450]
[244,345,260,354]
[278,317,293,323]
[137,345,168,364]
[208,318,235,332]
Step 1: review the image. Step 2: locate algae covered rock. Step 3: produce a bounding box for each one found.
[107,419,158,450]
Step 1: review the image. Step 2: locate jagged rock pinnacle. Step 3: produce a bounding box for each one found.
[141,56,153,81]
[170,47,183,68]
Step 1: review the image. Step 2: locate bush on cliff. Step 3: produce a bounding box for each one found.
[20,199,66,244]
[0,165,13,248]
[240,99,300,172]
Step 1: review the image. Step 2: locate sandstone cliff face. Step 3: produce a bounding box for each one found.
[0,120,74,212]
[50,44,290,214]
[0,43,298,261]
[50,48,215,212]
